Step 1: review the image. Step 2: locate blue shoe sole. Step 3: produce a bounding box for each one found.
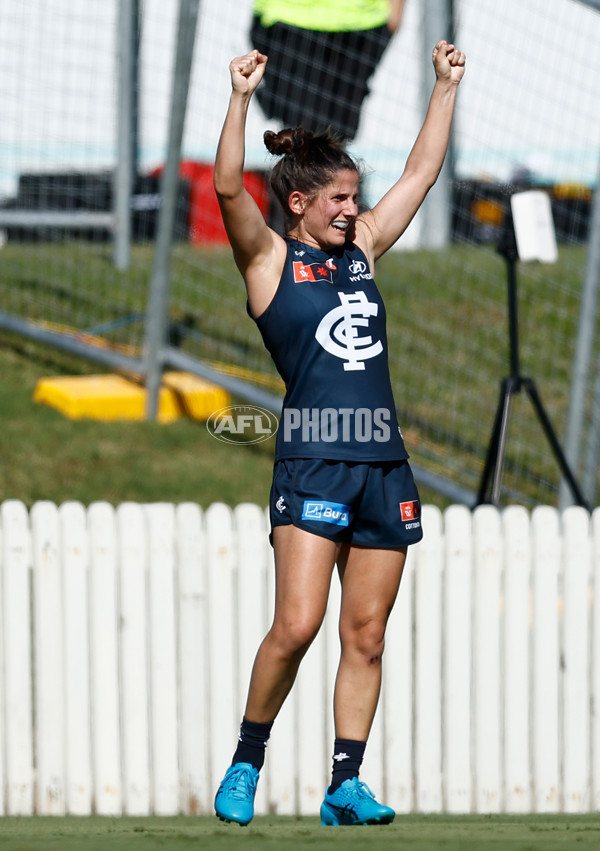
[215,800,253,825]
[216,814,250,826]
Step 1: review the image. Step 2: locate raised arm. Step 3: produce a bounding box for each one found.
[214,50,286,315]
[355,40,465,263]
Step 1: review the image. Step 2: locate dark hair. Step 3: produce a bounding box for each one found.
[264,127,360,227]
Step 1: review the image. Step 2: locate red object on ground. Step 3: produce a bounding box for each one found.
[151,160,270,246]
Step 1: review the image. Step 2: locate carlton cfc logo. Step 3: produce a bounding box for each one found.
[315,291,383,371]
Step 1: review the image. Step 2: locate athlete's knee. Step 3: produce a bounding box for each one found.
[340,616,386,663]
[269,614,323,659]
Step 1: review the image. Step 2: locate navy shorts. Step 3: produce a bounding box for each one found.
[269,457,423,549]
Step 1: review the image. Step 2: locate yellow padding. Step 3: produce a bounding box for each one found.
[33,372,230,424]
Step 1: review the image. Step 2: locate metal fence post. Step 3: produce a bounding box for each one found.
[143,0,201,419]
[560,153,600,508]
[114,0,139,271]
[581,167,600,505]
[420,0,453,249]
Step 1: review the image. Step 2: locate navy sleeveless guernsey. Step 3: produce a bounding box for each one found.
[253,238,408,462]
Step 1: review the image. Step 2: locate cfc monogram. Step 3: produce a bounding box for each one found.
[315,291,383,371]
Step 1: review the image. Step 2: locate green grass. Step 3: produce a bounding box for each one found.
[0,332,275,509]
[1,814,600,850]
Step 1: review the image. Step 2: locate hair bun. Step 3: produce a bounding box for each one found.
[264,127,313,158]
[292,128,313,154]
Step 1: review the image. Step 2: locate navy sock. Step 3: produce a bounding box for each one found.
[232,717,274,771]
[329,738,366,792]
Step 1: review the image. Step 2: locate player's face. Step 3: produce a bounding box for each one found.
[296,170,359,249]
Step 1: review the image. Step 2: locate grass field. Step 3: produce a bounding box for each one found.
[1,814,600,850]
[0,331,275,508]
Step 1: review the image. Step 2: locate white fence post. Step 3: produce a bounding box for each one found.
[145,503,179,816]
[1,500,34,815]
[117,502,150,816]
[176,502,209,815]
[502,505,532,813]
[443,505,473,813]
[531,505,561,812]
[31,501,66,815]
[561,506,592,813]
[472,505,503,813]
[413,504,443,812]
[88,501,122,815]
[60,500,93,816]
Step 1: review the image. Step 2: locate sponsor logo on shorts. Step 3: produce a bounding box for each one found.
[301,500,351,527]
[400,500,421,529]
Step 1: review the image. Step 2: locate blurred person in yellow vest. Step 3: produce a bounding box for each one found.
[250,0,405,141]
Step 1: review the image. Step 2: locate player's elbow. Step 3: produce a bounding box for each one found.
[214,175,244,204]
[213,167,230,195]
[401,165,439,202]
[213,160,244,199]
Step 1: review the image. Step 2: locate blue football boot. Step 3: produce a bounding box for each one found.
[214,762,259,825]
[320,777,395,826]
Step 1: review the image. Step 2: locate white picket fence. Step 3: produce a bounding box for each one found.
[0,499,599,817]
